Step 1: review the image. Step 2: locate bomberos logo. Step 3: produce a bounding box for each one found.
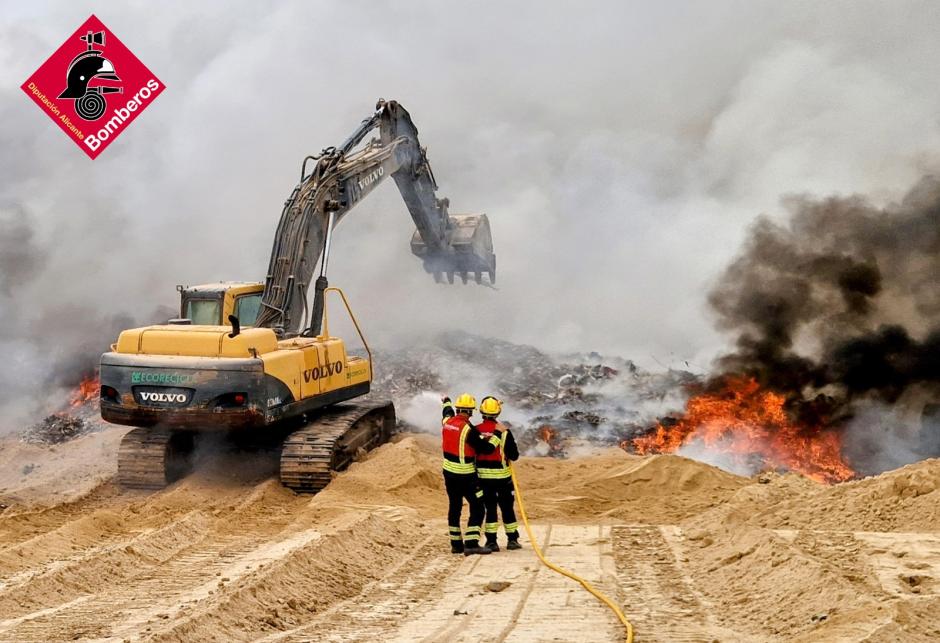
[21,14,164,159]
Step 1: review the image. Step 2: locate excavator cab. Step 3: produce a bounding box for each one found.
[175,282,264,326]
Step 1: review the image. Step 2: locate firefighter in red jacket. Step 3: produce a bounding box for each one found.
[441,393,501,555]
[477,396,522,550]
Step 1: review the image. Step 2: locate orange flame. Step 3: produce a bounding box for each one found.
[626,376,854,484]
[537,424,565,455]
[69,372,99,408]
[538,425,555,443]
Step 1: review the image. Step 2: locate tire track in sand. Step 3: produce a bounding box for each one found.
[0,480,307,641]
[255,532,460,642]
[611,524,750,643]
[277,523,623,643]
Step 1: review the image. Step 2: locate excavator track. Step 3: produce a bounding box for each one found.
[117,427,194,490]
[114,403,394,493]
[280,402,395,493]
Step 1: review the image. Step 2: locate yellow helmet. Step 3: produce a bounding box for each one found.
[480,396,502,416]
[454,393,476,410]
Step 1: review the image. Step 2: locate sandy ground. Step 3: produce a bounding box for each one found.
[1,428,939,642]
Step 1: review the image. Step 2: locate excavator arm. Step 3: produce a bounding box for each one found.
[254,99,495,335]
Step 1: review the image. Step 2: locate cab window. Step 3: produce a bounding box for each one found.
[235,294,262,326]
[185,299,221,325]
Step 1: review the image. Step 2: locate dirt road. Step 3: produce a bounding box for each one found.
[1,430,940,642]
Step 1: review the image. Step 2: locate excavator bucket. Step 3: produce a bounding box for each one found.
[410,213,496,285]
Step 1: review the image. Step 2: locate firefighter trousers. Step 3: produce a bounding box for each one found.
[481,477,519,542]
[443,470,485,545]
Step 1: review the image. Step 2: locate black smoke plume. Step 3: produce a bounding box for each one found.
[708,176,940,472]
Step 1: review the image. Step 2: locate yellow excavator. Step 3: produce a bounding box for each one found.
[99,99,496,491]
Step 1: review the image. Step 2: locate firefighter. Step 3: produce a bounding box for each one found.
[441,393,501,555]
[476,396,521,551]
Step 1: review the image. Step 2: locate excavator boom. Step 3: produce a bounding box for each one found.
[254,99,495,335]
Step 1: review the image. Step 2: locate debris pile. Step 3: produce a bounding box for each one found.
[20,370,104,445]
[371,330,698,457]
[21,413,95,445]
[371,350,443,399]
[30,334,696,461]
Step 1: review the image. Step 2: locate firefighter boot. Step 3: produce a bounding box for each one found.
[463,541,492,556]
[451,541,465,554]
[485,535,500,552]
[507,537,522,551]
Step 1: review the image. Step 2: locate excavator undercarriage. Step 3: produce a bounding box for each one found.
[116,402,395,493]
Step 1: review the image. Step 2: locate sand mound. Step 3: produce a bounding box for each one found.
[311,435,446,519]
[516,449,748,523]
[762,458,940,533]
[680,458,940,534]
[0,427,126,507]
[682,523,886,640]
[676,458,940,640]
[588,453,746,495]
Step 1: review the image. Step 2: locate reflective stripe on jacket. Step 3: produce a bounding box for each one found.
[476,418,518,480]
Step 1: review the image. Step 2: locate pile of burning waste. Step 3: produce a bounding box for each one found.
[373,330,701,459]
[22,414,91,445]
[376,330,898,484]
[21,372,102,445]
[376,331,855,481]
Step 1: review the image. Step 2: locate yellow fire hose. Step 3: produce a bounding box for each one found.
[509,462,635,643]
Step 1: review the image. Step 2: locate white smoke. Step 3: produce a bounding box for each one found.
[2,1,940,432]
